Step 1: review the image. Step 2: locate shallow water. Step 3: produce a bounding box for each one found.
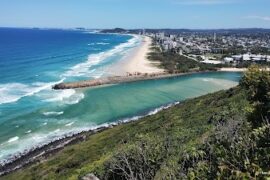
[0,28,242,164]
[0,71,241,163]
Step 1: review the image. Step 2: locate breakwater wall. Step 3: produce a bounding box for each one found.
[53,71,214,90]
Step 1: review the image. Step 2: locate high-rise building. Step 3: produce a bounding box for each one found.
[142,29,146,35]
[160,32,165,39]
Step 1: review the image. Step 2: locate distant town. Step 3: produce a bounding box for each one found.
[102,28,270,67]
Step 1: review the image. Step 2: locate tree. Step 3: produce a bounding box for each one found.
[240,65,270,127]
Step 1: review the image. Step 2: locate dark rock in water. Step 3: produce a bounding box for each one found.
[81,173,99,180]
[53,83,66,90]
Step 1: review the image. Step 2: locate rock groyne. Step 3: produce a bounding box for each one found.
[53,71,213,90]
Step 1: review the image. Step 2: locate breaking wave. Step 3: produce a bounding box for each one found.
[64,35,140,78]
[7,137,19,143]
[43,111,64,116]
[0,79,65,105]
[0,101,180,166]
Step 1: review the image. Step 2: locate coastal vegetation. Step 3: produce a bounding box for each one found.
[147,46,226,73]
[148,44,270,71]
[3,65,270,179]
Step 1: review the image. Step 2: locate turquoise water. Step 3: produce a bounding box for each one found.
[0,28,140,162]
[0,71,241,163]
[0,28,242,164]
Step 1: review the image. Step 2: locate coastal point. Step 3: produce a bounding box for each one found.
[1,0,270,178]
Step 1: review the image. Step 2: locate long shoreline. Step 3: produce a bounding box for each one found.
[0,33,247,176]
[53,33,247,90]
[0,101,180,176]
[107,36,164,76]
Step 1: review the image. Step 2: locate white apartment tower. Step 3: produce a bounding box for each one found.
[214,33,217,42]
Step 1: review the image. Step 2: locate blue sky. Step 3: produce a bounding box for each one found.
[0,0,270,29]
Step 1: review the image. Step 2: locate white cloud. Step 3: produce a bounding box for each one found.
[244,15,270,22]
[173,0,235,5]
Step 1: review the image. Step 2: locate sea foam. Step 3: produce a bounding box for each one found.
[45,89,76,102]
[41,88,84,105]
[96,42,110,45]
[65,122,75,127]
[43,111,64,116]
[64,35,140,78]
[25,130,32,134]
[0,79,65,105]
[0,101,180,166]
[7,136,19,143]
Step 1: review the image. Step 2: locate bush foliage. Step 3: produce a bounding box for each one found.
[101,65,270,179]
[4,67,270,180]
[147,47,221,73]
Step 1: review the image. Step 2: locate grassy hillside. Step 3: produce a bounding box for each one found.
[4,87,249,180]
[3,66,270,180]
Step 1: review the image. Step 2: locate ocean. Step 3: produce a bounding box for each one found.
[0,28,241,164]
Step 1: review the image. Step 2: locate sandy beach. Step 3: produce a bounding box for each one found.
[108,36,164,76]
[219,68,247,72]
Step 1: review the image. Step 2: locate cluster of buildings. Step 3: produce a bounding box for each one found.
[151,32,183,53]
[146,30,270,65]
[224,54,270,63]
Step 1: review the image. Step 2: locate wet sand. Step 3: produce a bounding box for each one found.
[108,36,164,76]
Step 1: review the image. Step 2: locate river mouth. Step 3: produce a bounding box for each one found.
[0,71,242,165]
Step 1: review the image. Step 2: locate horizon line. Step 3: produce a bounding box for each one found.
[1,26,270,30]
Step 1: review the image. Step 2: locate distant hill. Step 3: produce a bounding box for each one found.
[100,28,128,33]
[100,28,270,35]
